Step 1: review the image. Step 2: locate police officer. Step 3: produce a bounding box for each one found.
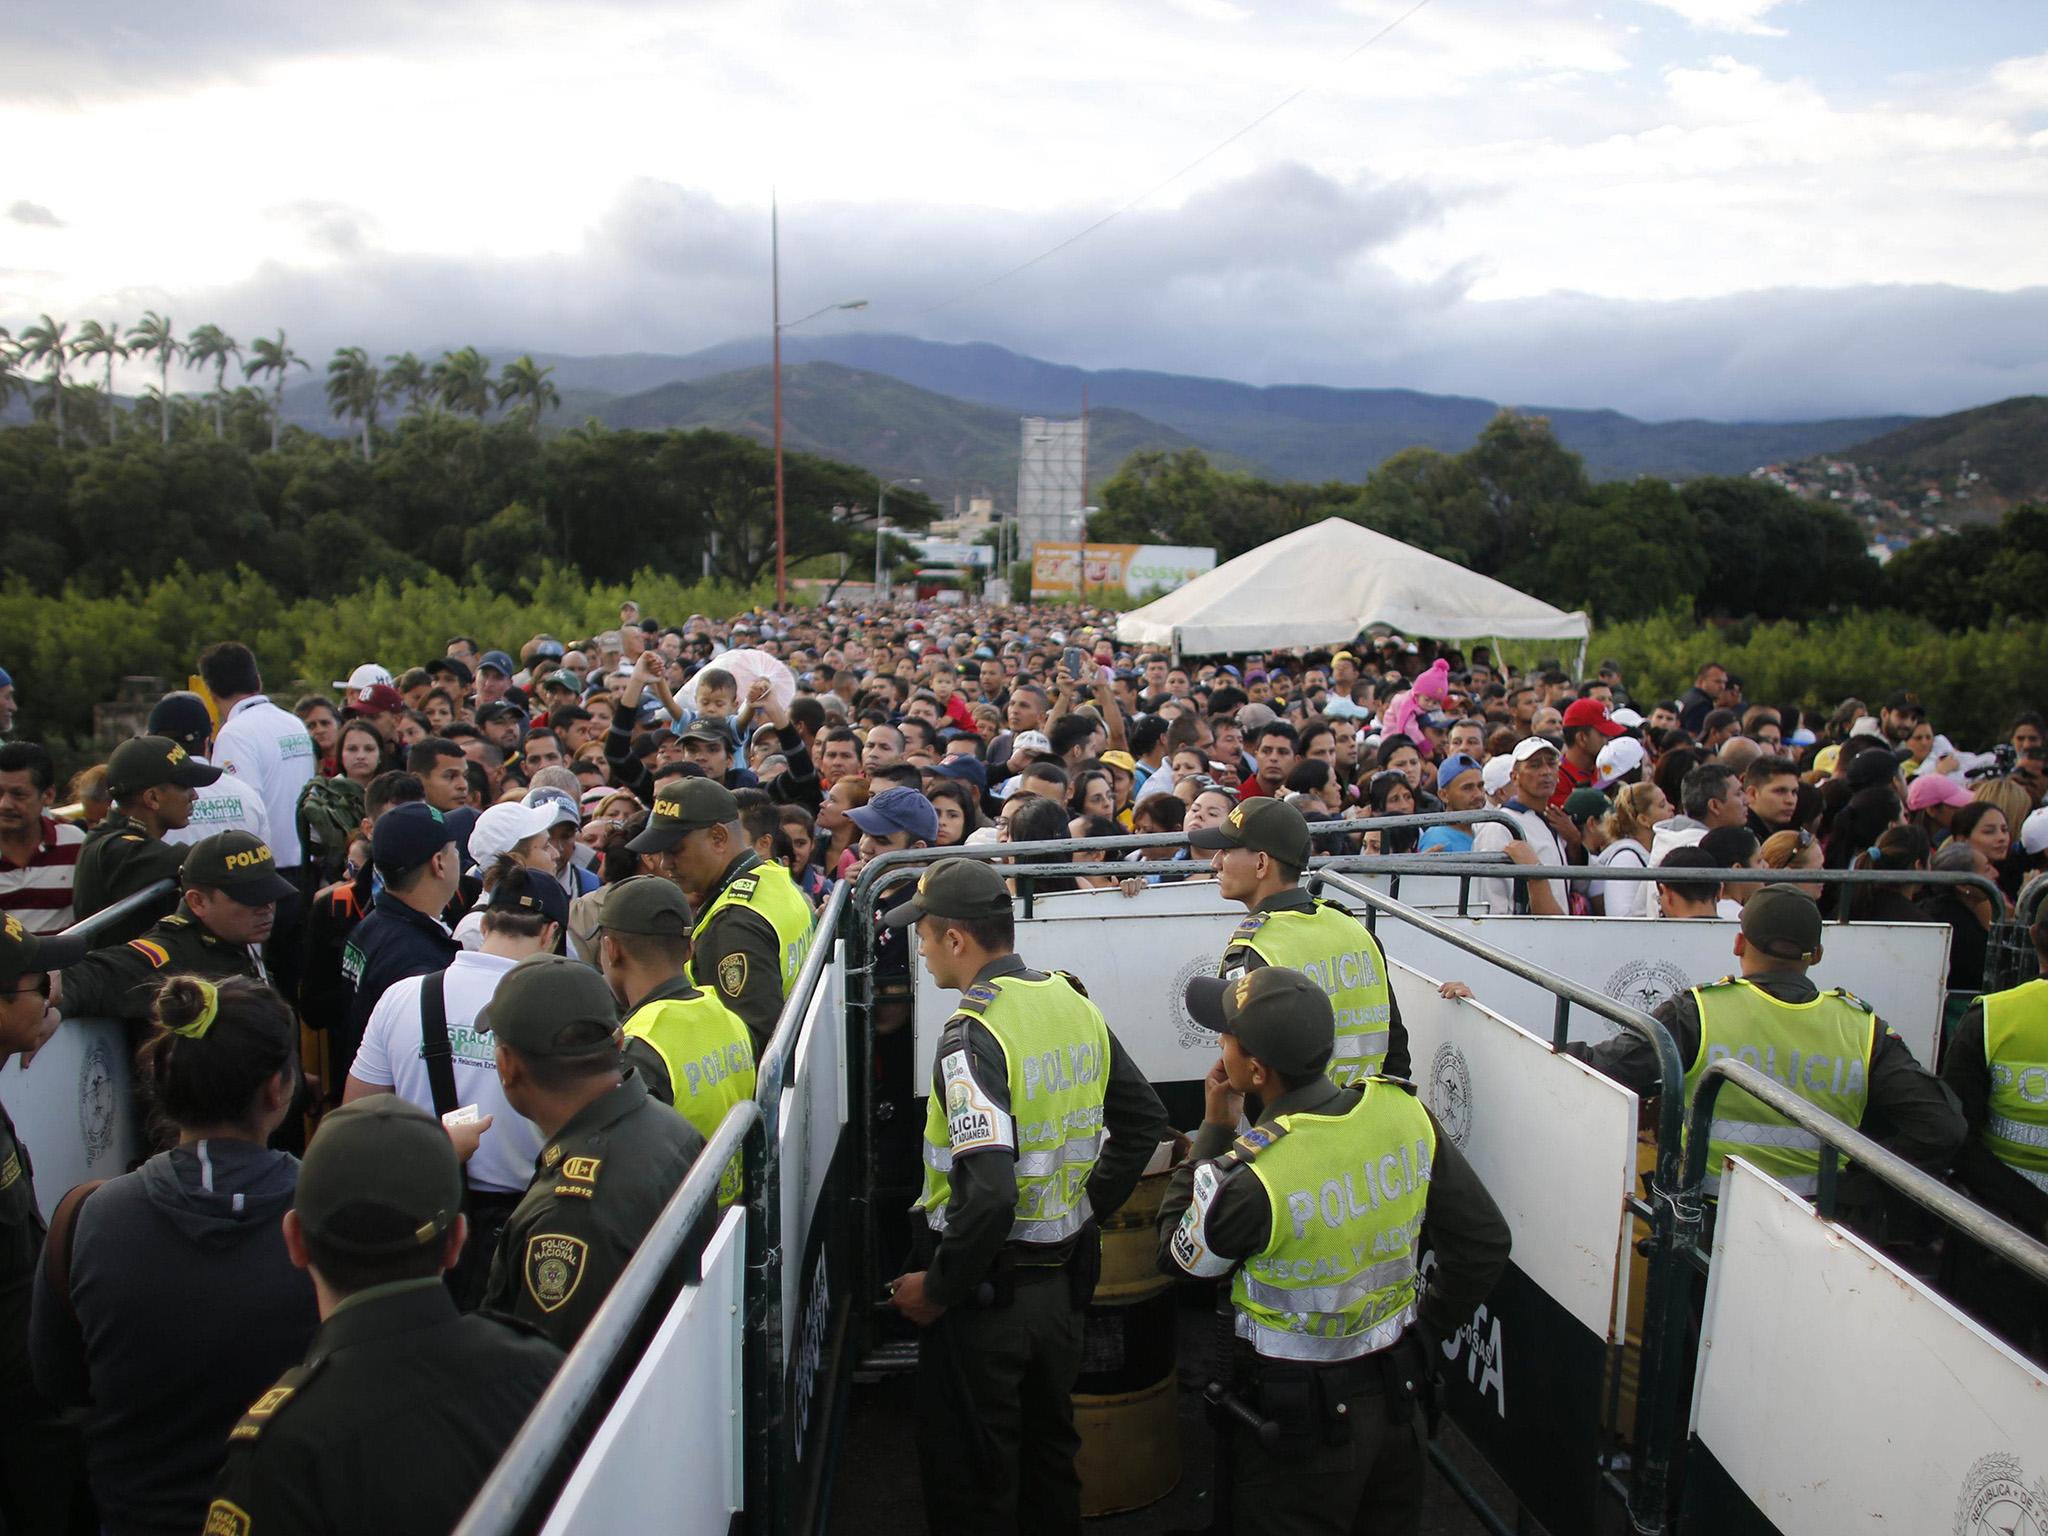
[1158,967,1510,1536]
[626,778,813,1052]
[338,803,462,1103]
[204,1098,562,1535]
[1940,903,2048,1350]
[73,735,222,943]
[884,857,1169,1535]
[60,829,287,1023]
[1572,885,1965,1208]
[477,953,705,1348]
[147,691,271,847]
[1192,797,1410,1083]
[598,877,756,1207]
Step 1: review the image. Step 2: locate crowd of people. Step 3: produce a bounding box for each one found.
[0,596,2044,1533]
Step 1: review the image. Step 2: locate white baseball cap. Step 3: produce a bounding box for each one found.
[1596,735,1647,787]
[1482,755,1515,796]
[2022,806,2048,857]
[1511,735,1560,764]
[1610,706,1645,730]
[467,801,560,871]
[334,662,392,692]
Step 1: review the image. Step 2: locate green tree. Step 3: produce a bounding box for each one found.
[184,324,242,438]
[70,321,127,444]
[15,315,71,443]
[1361,447,1498,568]
[431,347,494,420]
[0,328,26,415]
[1506,478,1702,622]
[381,351,431,419]
[495,355,559,437]
[243,330,308,452]
[324,346,381,461]
[1681,476,1879,621]
[124,312,183,445]
[1462,410,1594,572]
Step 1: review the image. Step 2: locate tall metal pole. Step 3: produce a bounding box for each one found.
[874,482,888,599]
[772,191,786,609]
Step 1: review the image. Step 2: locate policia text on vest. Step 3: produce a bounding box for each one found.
[881,858,1169,1536]
[1159,967,1510,1536]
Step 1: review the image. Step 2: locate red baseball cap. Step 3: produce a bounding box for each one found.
[348,683,405,717]
[1561,699,1627,737]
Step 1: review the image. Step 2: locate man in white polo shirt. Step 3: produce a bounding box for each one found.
[1470,737,1572,915]
[201,641,318,872]
[342,865,563,1308]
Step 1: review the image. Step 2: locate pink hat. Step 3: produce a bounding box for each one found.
[1905,773,1972,813]
[1410,658,1451,703]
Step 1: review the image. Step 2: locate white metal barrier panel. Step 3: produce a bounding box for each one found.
[540,1206,746,1536]
[1684,1161,2048,1534]
[780,943,847,1348]
[1,1019,137,1220]
[1393,963,1640,1534]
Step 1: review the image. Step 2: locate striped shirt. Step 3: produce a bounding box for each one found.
[0,814,86,931]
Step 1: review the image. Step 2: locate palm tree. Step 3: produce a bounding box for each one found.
[71,320,127,443]
[184,324,242,438]
[0,329,28,417]
[382,351,431,419]
[325,346,381,461]
[495,354,560,437]
[125,312,182,444]
[430,347,494,420]
[16,315,71,442]
[244,330,308,452]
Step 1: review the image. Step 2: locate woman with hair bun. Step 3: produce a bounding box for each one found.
[29,976,317,1536]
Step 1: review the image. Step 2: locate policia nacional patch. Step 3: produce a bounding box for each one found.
[203,1500,252,1536]
[525,1233,589,1312]
[717,952,748,998]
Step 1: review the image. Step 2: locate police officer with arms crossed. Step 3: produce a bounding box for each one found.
[598,876,757,1208]
[1194,797,1410,1083]
[60,830,287,1024]
[343,867,565,1308]
[204,1098,562,1536]
[1158,967,1510,1536]
[476,953,705,1348]
[626,777,813,1051]
[1572,885,1964,1213]
[885,857,1169,1536]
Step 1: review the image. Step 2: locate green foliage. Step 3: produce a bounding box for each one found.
[1882,504,2048,628]
[0,563,777,749]
[1592,609,2048,745]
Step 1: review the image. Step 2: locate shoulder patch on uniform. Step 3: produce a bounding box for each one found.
[1830,988,1874,1013]
[940,1047,1013,1155]
[120,834,143,843]
[1053,970,1090,998]
[1369,1074,1420,1096]
[127,938,170,968]
[227,1361,322,1442]
[524,1233,589,1313]
[1169,1160,1237,1278]
[717,951,748,997]
[1232,1123,1287,1160]
[203,1500,252,1536]
[163,913,191,929]
[958,981,999,1012]
[729,875,758,897]
[1232,913,1269,939]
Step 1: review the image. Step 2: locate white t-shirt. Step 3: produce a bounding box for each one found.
[1470,802,1567,914]
[1593,838,1653,919]
[349,951,544,1195]
[162,759,271,848]
[213,696,318,869]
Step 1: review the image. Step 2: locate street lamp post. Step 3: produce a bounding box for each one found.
[874,476,922,600]
[771,191,866,608]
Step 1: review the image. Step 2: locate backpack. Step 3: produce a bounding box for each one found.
[296,775,366,881]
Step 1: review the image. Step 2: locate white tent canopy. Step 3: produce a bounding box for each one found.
[1115,518,1590,660]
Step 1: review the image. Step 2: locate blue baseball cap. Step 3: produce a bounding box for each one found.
[846,786,939,842]
[478,650,517,677]
[1436,753,1484,790]
[371,802,455,877]
[929,756,989,792]
[0,666,12,688]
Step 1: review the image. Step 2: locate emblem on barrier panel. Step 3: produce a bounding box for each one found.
[1172,954,1220,1053]
[1955,1452,2048,1536]
[1428,1042,1473,1146]
[78,1039,117,1165]
[1602,958,1692,1017]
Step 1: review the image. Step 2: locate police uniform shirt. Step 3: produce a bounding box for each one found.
[1941,1000,2048,1232]
[1155,1076,1510,1339]
[60,911,265,1022]
[619,974,713,1105]
[214,696,319,871]
[692,849,790,1051]
[162,762,271,849]
[0,1099,43,1409]
[1571,971,1967,1182]
[1221,886,1411,1079]
[204,1279,561,1536]
[922,955,1168,1309]
[480,1071,704,1349]
[72,811,186,937]
[350,953,544,1196]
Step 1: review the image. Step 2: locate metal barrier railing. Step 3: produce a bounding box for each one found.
[1683,1058,2048,1285]
[58,878,179,947]
[454,1099,757,1536]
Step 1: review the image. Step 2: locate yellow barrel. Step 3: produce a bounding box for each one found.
[1074,1156,1181,1516]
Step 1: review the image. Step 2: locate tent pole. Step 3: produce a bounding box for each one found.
[1575,632,1589,681]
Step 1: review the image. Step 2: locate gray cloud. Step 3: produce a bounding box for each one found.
[6,200,64,228]
[147,167,2048,423]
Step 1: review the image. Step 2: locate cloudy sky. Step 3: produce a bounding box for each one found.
[4,0,2045,420]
